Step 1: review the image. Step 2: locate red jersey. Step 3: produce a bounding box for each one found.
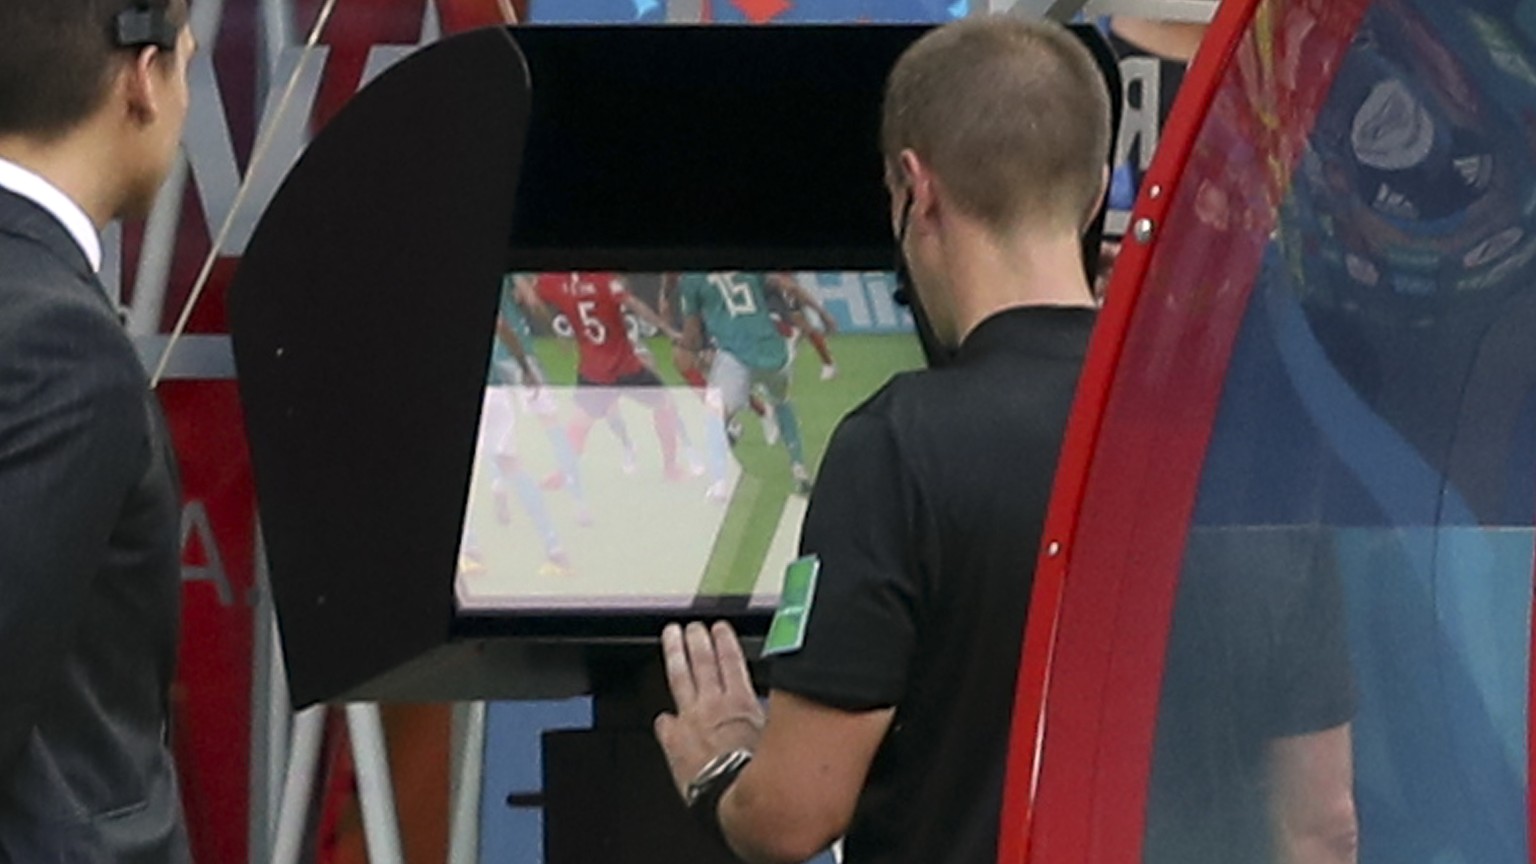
[534,272,646,383]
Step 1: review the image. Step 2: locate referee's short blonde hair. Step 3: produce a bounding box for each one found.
[881,17,1114,235]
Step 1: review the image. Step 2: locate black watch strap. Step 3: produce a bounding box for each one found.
[685,749,753,850]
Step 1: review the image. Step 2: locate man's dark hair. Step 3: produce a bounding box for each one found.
[0,0,189,141]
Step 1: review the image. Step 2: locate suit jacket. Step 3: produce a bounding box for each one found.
[0,187,190,862]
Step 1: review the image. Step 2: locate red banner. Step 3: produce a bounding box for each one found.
[162,381,257,864]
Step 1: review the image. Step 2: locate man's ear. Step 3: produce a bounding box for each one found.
[1082,164,1111,233]
[900,150,939,230]
[122,46,165,125]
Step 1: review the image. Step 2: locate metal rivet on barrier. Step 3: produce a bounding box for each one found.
[1133,218,1156,244]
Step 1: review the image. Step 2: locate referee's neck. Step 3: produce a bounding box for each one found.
[949,228,1095,343]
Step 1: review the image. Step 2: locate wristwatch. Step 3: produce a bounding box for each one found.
[685,748,753,848]
[685,749,754,812]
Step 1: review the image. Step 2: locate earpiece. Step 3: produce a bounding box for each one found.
[114,1,178,51]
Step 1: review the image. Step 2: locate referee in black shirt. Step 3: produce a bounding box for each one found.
[653,17,1110,864]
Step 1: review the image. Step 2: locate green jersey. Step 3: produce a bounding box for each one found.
[677,272,788,371]
[490,275,536,384]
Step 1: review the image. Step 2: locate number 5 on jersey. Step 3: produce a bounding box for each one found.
[576,299,608,344]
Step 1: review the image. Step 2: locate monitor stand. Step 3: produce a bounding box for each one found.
[541,646,744,863]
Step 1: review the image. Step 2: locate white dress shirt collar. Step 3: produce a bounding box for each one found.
[0,156,103,273]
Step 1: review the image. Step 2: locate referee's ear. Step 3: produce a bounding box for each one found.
[898,150,937,226]
[1081,164,1111,234]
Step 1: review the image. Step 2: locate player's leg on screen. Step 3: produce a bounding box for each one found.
[669,396,705,475]
[488,392,559,552]
[494,453,568,569]
[526,393,592,525]
[638,353,697,466]
[703,351,752,501]
[467,388,561,572]
[520,359,590,514]
[674,343,711,393]
[625,376,689,480]
[540,416,588,498]
[602,408,639,474]
[575,385,627,456]
[548,428,594,524]
[702,392,734,503]
[687,346,764,448]
[544,408,597,490]
[792,309,837,380]
[573,382,637,474]
[546,386,621,487]
[755,385,779,446]
[678,345,764,418]
[759,368,810,495]
[477,387,517,520]
[641,395,683,479]
[634,347,699,474]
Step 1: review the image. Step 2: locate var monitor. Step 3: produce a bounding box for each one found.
[230,23,1118,702]
[454,270,922,626]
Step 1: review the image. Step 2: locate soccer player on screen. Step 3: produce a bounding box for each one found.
[676,271,811,497]
[530,272,692,481]
[496,275,592,521]
[659,273,778,442]
[459,386,571,578]
[766,272,840,381]
[460,304,573,578]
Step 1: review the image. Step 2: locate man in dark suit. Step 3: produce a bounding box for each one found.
[0,1,195,860]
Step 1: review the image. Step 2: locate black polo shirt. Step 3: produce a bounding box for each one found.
[1145,526,1355,864]
[769,305,1096,864]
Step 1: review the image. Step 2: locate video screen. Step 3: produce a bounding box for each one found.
[455,270,921,616]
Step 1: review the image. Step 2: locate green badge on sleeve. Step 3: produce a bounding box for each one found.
[763,555,820,656]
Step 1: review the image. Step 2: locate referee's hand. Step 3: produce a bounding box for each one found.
[655,621,766,799]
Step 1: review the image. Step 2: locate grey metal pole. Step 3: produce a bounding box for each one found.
[269,706,326,864]
[250,533,291,864]
[447,702,489,864]
[346,705,406,864]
